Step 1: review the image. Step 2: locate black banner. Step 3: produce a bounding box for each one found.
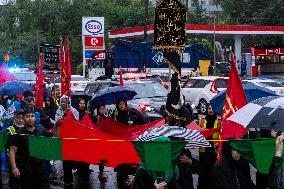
[39,44,60,70]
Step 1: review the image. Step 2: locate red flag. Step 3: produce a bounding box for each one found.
[59,113,141,167]
[220,54,248,139]
[60,36,69,96]
[217,54,248,160]
[65,35,71,96]
[34,53,44,109]
[119,66,124,87]
[186,121,220,139]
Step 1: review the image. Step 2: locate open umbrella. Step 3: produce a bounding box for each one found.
[227,96,284,132]
[136,126,211,148]
[0,81,32,96]
[210,83,278,114]
[90,86,137,109]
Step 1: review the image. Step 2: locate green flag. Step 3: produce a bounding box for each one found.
[133,140,186,172]
[0,132,8,152]
[28,135,63,160]
[230,138,284,174]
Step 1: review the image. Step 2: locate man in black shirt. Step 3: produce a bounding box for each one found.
[8,109,53,189]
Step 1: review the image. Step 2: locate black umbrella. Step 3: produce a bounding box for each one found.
[227,96,284,131]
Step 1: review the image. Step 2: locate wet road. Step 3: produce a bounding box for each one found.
[2,162,118,189]
[1,149,256,189]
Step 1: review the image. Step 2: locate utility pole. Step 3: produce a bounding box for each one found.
[213,15,216,75]
[143,0,149,73]
[144,0,149,42]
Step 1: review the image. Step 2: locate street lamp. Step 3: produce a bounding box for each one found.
[213,14,216,75]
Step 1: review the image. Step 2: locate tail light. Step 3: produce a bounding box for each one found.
[210,80,219,93]
[138,103,152,112]
[184,83,193,88]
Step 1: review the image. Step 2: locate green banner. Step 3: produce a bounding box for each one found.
[133,141,186,172]
[230,139,284,174]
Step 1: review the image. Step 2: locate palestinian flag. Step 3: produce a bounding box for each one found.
[230,138,284,174]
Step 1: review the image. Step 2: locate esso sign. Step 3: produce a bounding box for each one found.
[85,20,103,35]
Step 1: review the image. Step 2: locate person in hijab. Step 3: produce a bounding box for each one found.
[74,98,90,185]
[55,96,79,187]
[133,137,199,189]
[75,98,87,121]
[212,141,256,189]
[113,100,133,126]
[91,104,107,125]
[198,105,218,189]
[55,95,79,122]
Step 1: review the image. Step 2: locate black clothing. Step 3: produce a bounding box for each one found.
[176,149,200,189]
[205,114,217,129]
[212,141,255,189]
[198,147,217,189]
[8,125,52,189]
[63,160,74,184]
[75,107,90,182]
[268,156,283,189]
[49,96,60,121]
[198,114,218,189]
[92,114,107,125]
[115,110,133,125]
[78,111,86,121]
[212,158,255,189]
[133,149,199,189]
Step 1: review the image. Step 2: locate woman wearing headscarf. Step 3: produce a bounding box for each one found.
[198,105,218,189]
[113,100,133,126]
[212,141,256,189]
[91,104,107,125]
[133,137,199,189]
[55,95,79,122]
[55,95,79,187]
[74,98,91,186]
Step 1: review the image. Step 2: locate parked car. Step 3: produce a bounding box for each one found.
[11,71,37,89]
[258,76,284,86]
[243,78,284,95]
[85,80,198,124]
[146,74,187,89]
[52,75,90,94]
[215,62,230,76]
[182,76,228,114]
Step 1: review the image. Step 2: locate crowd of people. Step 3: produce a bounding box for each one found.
[0,86,282,189]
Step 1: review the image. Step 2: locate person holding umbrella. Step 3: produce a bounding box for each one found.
[113,100,133,126]
[91,104,107,125]
[89,86,137,125]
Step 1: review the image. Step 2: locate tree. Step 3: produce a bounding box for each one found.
[0,0,155,71]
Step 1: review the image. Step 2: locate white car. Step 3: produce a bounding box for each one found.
[243,79,284,95]
[53,75,90,93]
[11,71,37,89]
[182,76,228,114]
